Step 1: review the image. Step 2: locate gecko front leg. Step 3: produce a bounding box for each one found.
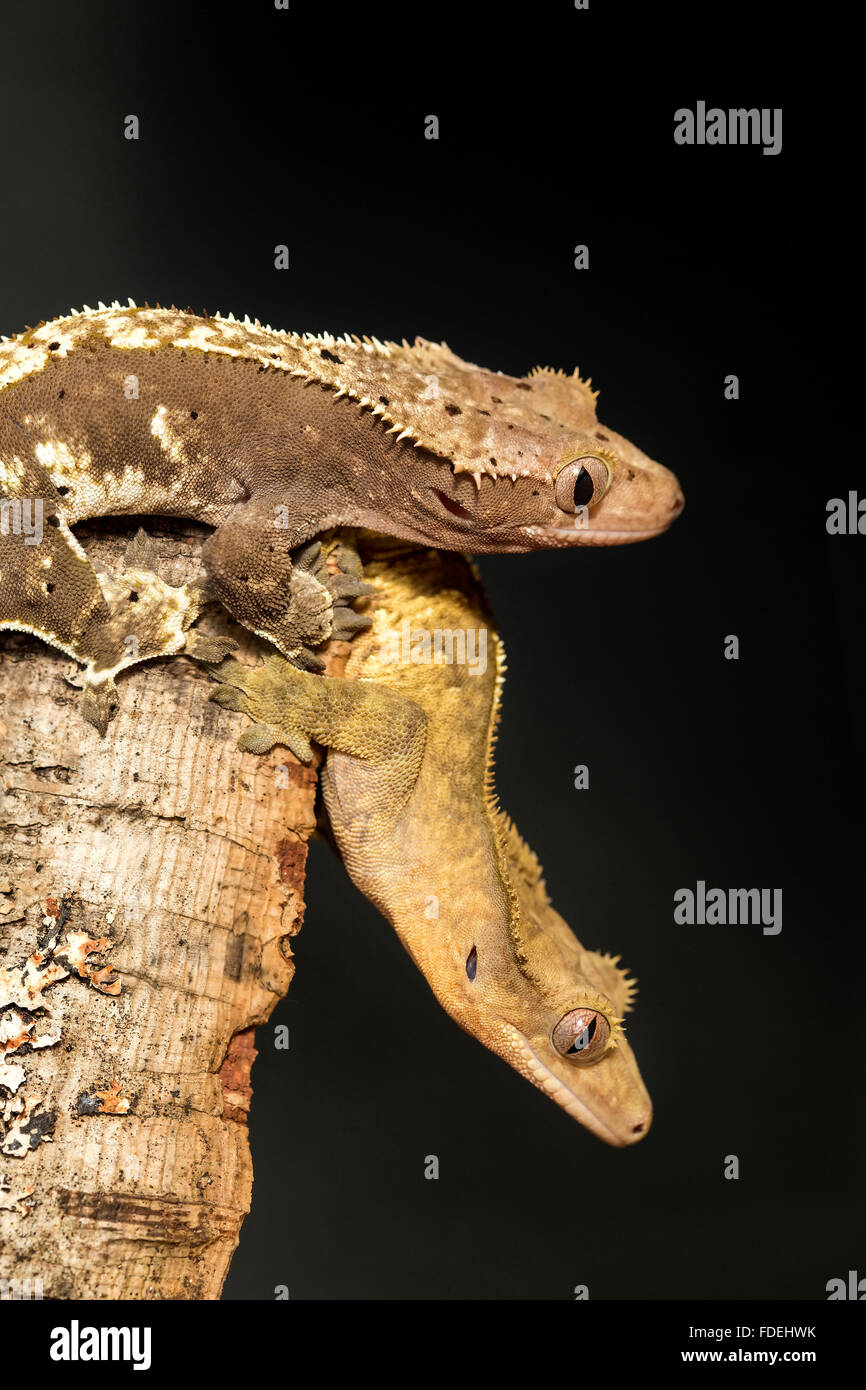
[79,528,373,731]
[208,653,427,816]
[200,498,373,672]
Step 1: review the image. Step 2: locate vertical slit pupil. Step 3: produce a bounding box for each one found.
[573,467,594,507]
[568,1017,596,1053]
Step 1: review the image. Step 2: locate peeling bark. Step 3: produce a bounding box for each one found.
[0,521,320,1299]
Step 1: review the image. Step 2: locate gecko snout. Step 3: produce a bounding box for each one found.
[623,1105,653,1144]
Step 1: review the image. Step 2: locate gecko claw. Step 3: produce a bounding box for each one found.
[250,535,372,667]
[285,731,314,763]
[292,540,327,584]
[319,536,374,644]
[328,540,365,580]
[209,686,247,713]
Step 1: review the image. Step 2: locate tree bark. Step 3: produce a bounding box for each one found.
[0,521,320,1299]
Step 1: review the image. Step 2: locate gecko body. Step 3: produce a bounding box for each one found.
[211,540,651,1145]
[0,303,682,730]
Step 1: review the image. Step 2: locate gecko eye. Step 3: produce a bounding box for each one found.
[552,1008,610,1061]
[466,946,478,981]
[554,456,611,512]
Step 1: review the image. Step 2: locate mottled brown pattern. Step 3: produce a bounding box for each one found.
[0,305,682,728]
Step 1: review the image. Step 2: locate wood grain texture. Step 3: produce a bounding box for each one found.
[0,520,321,1299]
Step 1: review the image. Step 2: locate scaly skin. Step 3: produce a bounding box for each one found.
[0,302,683,730]
[211,539,652,1145]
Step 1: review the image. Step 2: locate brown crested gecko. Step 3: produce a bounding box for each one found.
[0,302,683,732]
[211,538,651,1145]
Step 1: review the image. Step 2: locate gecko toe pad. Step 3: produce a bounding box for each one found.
[123,528,162,574]
[330,608,373,641]
[183,631,239,664]
[320,542,374,645]
[258,538,373,666]
[80,679,120,736]
[208,654,318,762]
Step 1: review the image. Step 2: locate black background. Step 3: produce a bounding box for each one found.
[1,2,859,1301]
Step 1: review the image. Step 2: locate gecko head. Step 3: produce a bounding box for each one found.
[376,358,683,551]
[411,428,684,552]
[451,930,652,1147]
[423,817,653,1146]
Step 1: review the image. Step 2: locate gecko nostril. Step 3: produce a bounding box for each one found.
[632,1120,646,1135]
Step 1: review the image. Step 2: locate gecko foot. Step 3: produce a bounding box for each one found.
[288,540,373,669]
[122,528,239,665]
[321,538,375,643]
[208,654,315,761]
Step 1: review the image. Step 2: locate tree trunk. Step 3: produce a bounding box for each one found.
[0,520,320,1299]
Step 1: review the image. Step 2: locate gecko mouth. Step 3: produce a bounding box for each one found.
[512,1029,651,1145]
[431,488,474,522]
[521,520,679,546]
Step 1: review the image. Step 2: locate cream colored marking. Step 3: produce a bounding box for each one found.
[35,437,92,480]
[0,313,93,390]
[0,303,574,482]
[73,567,194,680]
[173,322,244,355]
[36,438,148,522]
[0,456,27,487]
[108,323,168,350]
[59,516,89,561]
[150,405,190,469]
